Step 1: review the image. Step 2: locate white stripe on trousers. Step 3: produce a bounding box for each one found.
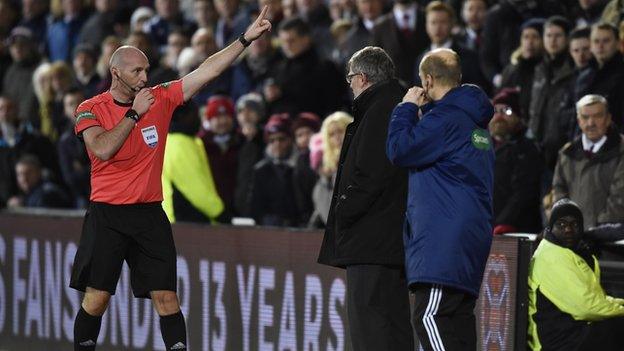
[422,285,445,351]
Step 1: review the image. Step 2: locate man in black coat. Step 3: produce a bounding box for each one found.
[575,23,624,131]
[490,88,543,235]
[371,0,430,85]
[318,46,411,351]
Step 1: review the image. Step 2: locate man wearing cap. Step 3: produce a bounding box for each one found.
[2,26,40,124]
[198,95,242,216]
[553,94,624,230]
[490,88,542,235]
[249,113,308,226]
[528,198,624,351]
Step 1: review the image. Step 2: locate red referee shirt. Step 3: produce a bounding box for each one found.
[74,80,184,204]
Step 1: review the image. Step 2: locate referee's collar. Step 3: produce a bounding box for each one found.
[109,93,133,107]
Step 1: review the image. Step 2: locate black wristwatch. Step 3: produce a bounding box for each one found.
[125,109,140,123]
[238,33,251,48]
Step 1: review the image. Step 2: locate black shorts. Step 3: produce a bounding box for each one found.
[70,201,177,298]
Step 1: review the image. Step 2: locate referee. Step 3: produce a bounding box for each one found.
[70,8,271,351]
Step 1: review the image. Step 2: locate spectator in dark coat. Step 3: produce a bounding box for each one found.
[569,27,593,70]
[57,89,90,209]
[528,16,577,172]
[7,154,71,209]
[144,0,197,53]
[575,23,624,130]
[318,47,412,351]
[231,34,282,100]
[214,0,251,48]
[571,0,608,28]
[339,0,384,64]
[234,93,266,216]
[78,0,120,48]
[268,18,347,117]
[455,0,488,52]
[17,0,49,49]
[2,27,40,125]
[414,1,489,93]
[291,112,321,222]
[198,95,243,216]
[371,0,430,84]
[296,0,335,59]
[500,18,544,122]
[249,114,309,226]
[490,88,543,234]
[46,0,87,62]
[0,95,61,190]
[480,0,565,89]
[72,44,101,99]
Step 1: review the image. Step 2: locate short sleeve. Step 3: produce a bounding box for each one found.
[153,80,184,116]
[74,104,101,137]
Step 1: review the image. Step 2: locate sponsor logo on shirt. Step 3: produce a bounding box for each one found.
[471,129,491,150]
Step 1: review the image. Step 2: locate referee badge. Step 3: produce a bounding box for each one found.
[141,125,159,148]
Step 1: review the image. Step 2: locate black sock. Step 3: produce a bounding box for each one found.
[74,307,102,351]
[160,310,187,350]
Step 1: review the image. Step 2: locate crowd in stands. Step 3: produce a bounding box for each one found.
[0,0,623,231]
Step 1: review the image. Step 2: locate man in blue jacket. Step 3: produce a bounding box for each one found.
[387,48,495,351]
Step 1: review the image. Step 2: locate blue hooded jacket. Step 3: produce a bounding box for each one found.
[386,84,494,296]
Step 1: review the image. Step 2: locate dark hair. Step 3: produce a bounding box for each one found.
[545,15,571,35]
[591,22,619,39]
[569,27,590,41]
[278,17,311,37]
[16,154,42,169]
[426,1,456,24]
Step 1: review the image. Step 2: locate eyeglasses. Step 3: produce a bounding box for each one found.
[346,72,363,84]
[494,106,513,116]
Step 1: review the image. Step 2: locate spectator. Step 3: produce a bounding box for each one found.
[0,95,60,187]
[575,22,624,130]
[259,0,285,26]
[193,0,219,30]
[7,154,71,209]
[57,88,89,208]
[78,0,120,48]
[282,0,298,19]
[130,6,155,33]
[151,30,189,85]
[308,111,352,228]
[528,16,576,172]
[231,32,283,100]
[269,17,346,116]
[234,93,266,215]
[553,94,624,229]
[291,112,321,221]
[32,62,54,136]
[456,0,488,51]
[17,0,49,48]
[0,1,18,38]
[339,0,384,65]
[186,28,233,104]
[569,27,593,70]
[573,0,608,28]
[479,0,564,89]
[528,198,624,351]
[46,61,74,141]
[602,0,624,26]
[214,0,251,48]
[414,1,489,92]
[198,95,242,216]
[162,102,226,223]
[295,0,335,59]
[490,88,543,234]
[248,113,308,226]
[371,0,430,84]
[3,26,40,125]
[500,18,544,122]
[95,35,122,94]
[125,31,160,74]
[46,0,87,62]
[144,0,196,52]
[72,44,102,98]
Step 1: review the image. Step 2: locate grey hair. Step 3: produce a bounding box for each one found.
[576,94,608,114]
[347,46,395,85]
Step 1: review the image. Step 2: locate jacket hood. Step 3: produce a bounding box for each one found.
[437,84,494,128]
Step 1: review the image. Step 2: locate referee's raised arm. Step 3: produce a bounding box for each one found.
[181,5,272,102]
